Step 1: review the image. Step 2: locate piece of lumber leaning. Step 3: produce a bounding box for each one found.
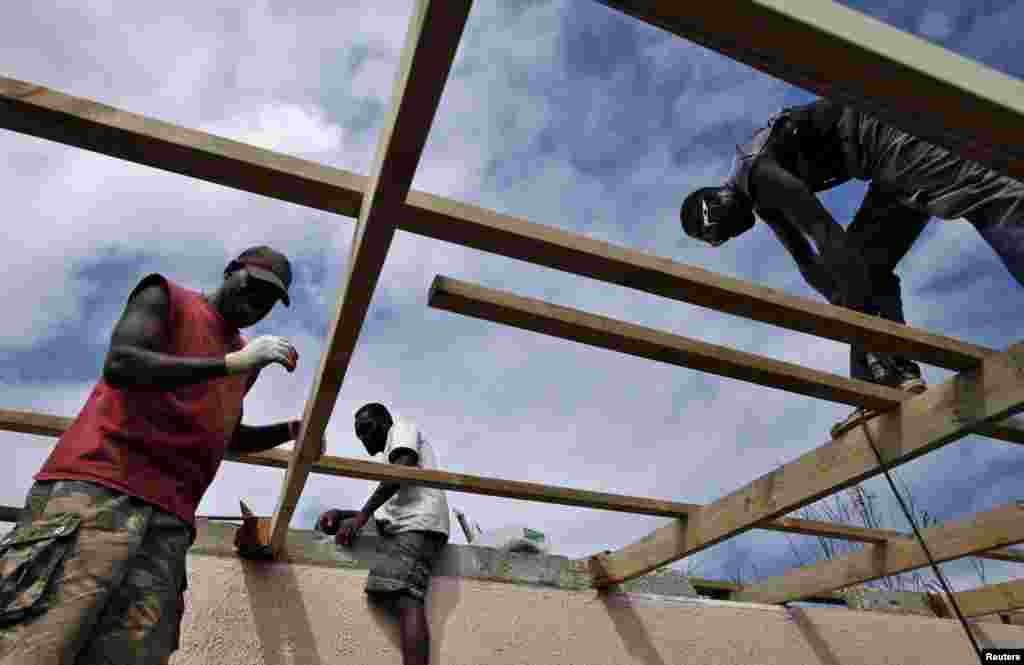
[586,342,1024,586]
[267,0,474,555]
[7,407,1024,564]
[0,75,997,373]
[733,502,1024,604]
[596,0,1024,179]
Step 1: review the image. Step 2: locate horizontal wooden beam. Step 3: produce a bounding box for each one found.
[268,0,473,555]
[430,275,909,410]
[586,342,1024,586]
[597,0,1024,180]
[734,502,1024,604]
[0,75,996,373]
[7,407,1024,564]
[429,276,1024,447]
[942,579,1024,619]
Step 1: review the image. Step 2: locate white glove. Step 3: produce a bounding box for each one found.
[225,336,298,374]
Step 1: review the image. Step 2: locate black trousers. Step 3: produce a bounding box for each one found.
[840,107,1024,289]
[845,184,930,382]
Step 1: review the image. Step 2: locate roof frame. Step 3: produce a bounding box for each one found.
[586,344,1024,586]
[1,0,1023,598]
[6,407,1024,564]
[733,502,1024,604]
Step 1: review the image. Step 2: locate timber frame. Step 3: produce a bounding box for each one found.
[3,0,1024,609]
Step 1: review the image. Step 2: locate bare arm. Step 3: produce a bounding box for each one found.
[328,449,420,546]
[102,277,229,389]
[358,449,419,518]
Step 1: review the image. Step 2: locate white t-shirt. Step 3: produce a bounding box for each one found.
[376,418,450,537]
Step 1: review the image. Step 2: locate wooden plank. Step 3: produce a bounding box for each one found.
[939,579,1024,619]
[586,343,1024,586]
[428,275,1024,445]
[0,409,72,438]
[403,192,993,373]
[267,0,474,555]
[8,407,1024,563]
[0,79,365,217]
[734,502,1024,604]
[0,76,1000,372]
[597,0,1024,179]
[430,275,908,410]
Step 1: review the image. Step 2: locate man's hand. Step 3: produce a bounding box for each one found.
[336,513,369,548]
[225,336,298,374]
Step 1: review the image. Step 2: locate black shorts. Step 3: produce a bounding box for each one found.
[365,530,447,602]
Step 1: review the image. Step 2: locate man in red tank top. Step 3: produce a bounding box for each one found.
[0,246,315,665]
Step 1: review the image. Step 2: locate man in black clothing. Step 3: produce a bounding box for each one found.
[680,99,1024,435]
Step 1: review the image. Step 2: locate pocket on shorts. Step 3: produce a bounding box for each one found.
[0,512,81,624]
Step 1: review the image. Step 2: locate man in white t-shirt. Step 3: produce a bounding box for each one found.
[317,403,449,665]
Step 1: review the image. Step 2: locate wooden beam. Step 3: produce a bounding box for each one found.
[430,275,909,410]
[0,76,997,374]
[943,579,1024,618]
[8,407,1024,563]
[0,79,365,217]
[734,502,1024,604]
[267,0,474,555]
[0,76,1002,372]
[585,343,1024,586]
[596,0,1024,180]
[402,193,995,373]
[429,276,1024,446]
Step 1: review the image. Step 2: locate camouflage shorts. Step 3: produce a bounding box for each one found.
[365,530,447,602]
[0,480,192,665]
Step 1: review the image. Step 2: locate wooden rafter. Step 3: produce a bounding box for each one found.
[429,275,927,410]
[0,75,999,373]
[428,275,1024,445]
[939,578,1024,619]
[586,343,1024,586]
[733,502,1024,604]
[598,0,1024,179]
[7,407,1024,564]
[267,0,473,554]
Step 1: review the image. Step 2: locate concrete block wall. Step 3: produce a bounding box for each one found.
[169,522,1024,665]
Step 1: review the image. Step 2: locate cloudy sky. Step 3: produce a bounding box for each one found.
[3,0,1024,592]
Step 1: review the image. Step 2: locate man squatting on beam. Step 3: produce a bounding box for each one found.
[318,402,450,665]
[0,246,324,665]
[680,99,1024,435]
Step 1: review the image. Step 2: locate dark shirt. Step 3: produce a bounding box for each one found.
[725,100,862,306]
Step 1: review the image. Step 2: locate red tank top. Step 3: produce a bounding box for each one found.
[36,275,257,524]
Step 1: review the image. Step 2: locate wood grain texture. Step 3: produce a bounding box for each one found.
[267,0,474,554]
[7,408,1024,564]
[598,0,1024,179]
[734,502,1024,603]
[0,76,999,372]
[586,343,1024,586]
